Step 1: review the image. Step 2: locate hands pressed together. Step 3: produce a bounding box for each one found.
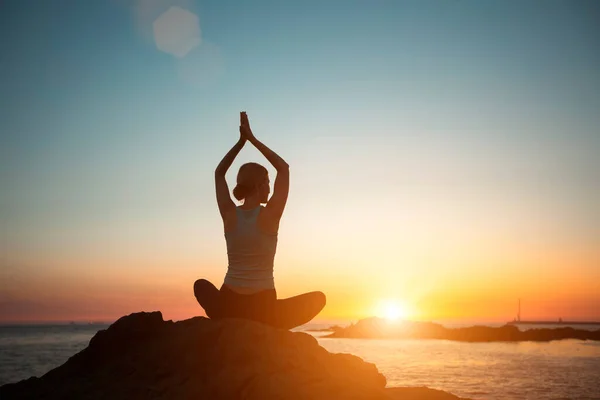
[239,111,257,143]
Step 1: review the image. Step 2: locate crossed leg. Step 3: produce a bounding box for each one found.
[193,279,326,330]
[193,279,221,319]
[265,292,326,330]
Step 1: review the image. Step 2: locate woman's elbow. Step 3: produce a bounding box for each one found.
[214,168,226,177]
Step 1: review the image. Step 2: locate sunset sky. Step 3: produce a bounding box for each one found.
[1,1,599,323]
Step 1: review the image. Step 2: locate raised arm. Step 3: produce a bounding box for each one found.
[240,112,289,219]
[215,133,245,221]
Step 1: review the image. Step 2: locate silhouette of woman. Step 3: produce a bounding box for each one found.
[194,112,326,329]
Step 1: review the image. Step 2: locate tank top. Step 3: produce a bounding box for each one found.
[223,206,278,289]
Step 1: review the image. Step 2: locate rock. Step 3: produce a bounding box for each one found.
[0,312,470,399]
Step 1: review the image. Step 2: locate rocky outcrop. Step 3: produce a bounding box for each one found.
[324,317,600,342]
[0,312,468,399]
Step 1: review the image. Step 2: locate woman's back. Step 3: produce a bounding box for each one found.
[224,206,278,290]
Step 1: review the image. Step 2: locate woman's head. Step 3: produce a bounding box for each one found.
[232,162,270,203]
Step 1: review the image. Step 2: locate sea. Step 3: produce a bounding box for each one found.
[1,322,599,400]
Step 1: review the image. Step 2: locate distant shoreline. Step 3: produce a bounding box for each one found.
[507,320,600,326]
[0,322,110,327]
[320,317,600,342]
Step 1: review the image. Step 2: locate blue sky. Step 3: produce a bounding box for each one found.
[1,0,599,321]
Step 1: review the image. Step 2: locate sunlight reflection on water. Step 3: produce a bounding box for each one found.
[317,337,600,400]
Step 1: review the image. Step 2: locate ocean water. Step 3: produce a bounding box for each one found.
[0,324,110,387]
[318,337,600,400]
[1,324,600,399]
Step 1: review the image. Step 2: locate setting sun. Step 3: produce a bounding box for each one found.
[375,300,411,321]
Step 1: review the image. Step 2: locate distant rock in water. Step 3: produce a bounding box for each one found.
[324,317,600,342]
[0,312,468,399]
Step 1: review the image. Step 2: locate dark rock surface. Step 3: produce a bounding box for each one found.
[324,317,600,342]
[0,312,468,399]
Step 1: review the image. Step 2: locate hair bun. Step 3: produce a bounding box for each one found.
[232,184,247,201]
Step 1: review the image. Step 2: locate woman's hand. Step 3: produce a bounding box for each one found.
[238,126,247,143]
[240,111,256,143]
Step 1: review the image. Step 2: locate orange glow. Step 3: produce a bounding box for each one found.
[2,200,599,323]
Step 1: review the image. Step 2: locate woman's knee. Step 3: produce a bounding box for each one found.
[194,279,215,298]
[311,291,326,310]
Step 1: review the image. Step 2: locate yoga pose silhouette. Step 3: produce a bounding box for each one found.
[194,112,326,329]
